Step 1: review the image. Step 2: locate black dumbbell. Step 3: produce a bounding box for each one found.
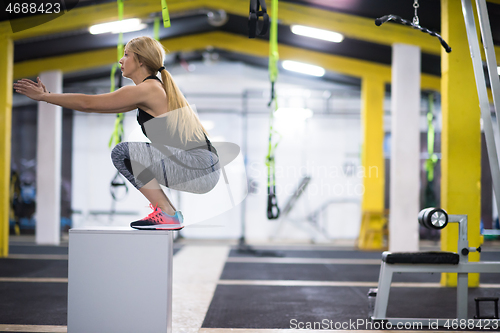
[418,207,448,230]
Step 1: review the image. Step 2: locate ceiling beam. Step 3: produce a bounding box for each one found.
[209,0,500,62]
[3,0,440,54]
[13,31,441,91]
[3,0,499,63]
[1,0,198,40]
[213,0,442,55]
[14,48,116,80]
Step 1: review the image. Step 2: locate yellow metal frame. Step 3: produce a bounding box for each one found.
[1,0,199,40]
[358,76,386,250]
[0,37,13,258]
[440,0,481,287]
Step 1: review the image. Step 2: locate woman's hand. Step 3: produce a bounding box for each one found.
[13,77,47,101]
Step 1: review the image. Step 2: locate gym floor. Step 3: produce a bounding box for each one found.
[1,235,500,333]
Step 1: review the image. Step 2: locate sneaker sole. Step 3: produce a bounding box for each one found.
[131,225,184,230]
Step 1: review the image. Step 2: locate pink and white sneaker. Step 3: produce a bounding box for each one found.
[131,204,184,230]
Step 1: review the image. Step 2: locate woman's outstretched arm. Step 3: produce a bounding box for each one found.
[13,77,146,113]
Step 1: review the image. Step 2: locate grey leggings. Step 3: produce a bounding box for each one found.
[111,142,221,194]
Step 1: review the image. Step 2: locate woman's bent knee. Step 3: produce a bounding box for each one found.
[111,142,128,159]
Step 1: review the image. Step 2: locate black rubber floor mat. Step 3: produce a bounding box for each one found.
[8,243,182,256]
[481,252,500,261]
[229,248,383,259]
[220,262,443,283]
[0,259,68,278]
[203,285,371,328]
[202,285,500,329]
[0,282,67,326]
[9,245,68,255]
[387,287,500,320]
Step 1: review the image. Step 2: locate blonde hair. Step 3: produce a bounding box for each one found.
[125,36,208,145]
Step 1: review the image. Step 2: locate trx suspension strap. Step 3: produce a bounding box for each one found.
[161,0,171,28]
[248,0,269,38]
[108,0,125,149]
[154,16,161,40]
[424,93,438,208]
[265,0,281,219]
[425,93,438,182]
[108,0,128,202]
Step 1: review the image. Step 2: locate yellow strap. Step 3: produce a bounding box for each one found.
[161,0,171,28]
[108,0,125,148]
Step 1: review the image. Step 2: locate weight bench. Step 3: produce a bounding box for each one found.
[372,208,500,327]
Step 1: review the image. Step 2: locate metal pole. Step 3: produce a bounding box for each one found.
[474,0,500,125]
[457,215,469,320]
[461,0,500,216]
[474,0,500,180]
[240,90,248,244]
[0,36,13,257]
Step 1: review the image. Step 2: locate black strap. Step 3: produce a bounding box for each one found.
[110,171,129,201]
[268,81,275,107]
[142,75,162,82]
[248,0,269,38]
[204,133,212,152]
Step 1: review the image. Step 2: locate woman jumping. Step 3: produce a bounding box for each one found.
[14,36,220,230]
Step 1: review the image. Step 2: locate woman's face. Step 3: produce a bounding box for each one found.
[119,48,139,78]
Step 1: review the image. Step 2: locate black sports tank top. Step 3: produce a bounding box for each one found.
[136,75,160,136]
[136,75,213,152]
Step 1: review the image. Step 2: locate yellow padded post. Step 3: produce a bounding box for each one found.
[441,0,481,287]
[358,76,386,250]
[0,36,13,257]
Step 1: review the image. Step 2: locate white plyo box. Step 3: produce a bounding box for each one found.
[68,227,174,333]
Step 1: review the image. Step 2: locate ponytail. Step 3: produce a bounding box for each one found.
[159,68,209,145]
[126,36,208,146]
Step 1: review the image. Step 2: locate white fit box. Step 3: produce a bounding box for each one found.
[67,227,174,333]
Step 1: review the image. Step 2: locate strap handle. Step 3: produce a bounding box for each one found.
[110,171,129,201]
[267,192,280,219]
[248,0,270,38]
[375,14,451,53]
